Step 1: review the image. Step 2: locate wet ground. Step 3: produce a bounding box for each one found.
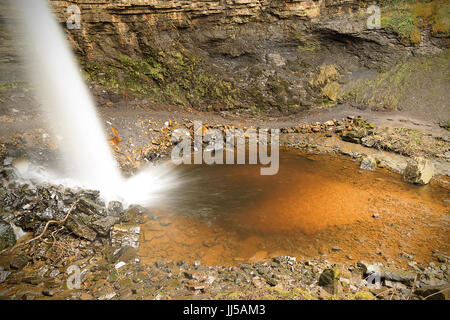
[139,149,450,267]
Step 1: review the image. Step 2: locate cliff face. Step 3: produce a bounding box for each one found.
[6,1,447,112]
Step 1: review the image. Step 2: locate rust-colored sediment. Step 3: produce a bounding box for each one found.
[139,151,449,267]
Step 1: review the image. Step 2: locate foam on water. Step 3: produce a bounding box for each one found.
[13,0,179,207]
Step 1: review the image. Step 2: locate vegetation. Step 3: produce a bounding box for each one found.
[343,49,450,110]
[381,0,450,45]
[81,48,240,110]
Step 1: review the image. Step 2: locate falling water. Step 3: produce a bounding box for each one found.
[13,0,179,206]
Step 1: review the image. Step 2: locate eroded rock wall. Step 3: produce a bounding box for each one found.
[2,1,445,112]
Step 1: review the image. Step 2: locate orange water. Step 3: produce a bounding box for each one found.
[139,149,449,266]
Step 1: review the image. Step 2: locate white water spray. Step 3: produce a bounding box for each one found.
[13,0,179,206]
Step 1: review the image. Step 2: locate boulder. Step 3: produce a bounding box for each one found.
[76,197,106,216]
[341,127,368,144]
[360,156,377,171]
[403,157,434,185]
[65,215,97,241]
[92,216,119,236]
[0,220,16,251]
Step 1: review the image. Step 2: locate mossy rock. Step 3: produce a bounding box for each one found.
[322,81,340,102]
[318,268,340,287]
[0,219,16,251]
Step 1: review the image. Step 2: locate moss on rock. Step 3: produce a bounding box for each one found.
[0,219,16,251]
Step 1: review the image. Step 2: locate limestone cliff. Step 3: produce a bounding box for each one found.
[2,1,448,112]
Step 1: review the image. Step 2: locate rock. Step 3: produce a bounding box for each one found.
[118,287,133,299]
[97,290,116,300]
[266,53,286,67]
[384,280,407,291]
[42,288,59,297]
[65,215,97,241]
[341,127,368,144]
[76,197,106,216]
[10,223,26,241]
[118,246,137,263]
[10,255,28,270]
[0,270,11,283]
[107,201,123,217]
[158,217,172,227]
[111,223,140,249]
[403,157,434,185]
[361,136,376,147]
[49,269,60,278]
[350,291,374,300]
[92,216,119,236]
[433,252,449,263]
[367,267,415,284]
[121,205,149,222]
[22,276,43,285]
[0,220,16,251]
[360,156,377,171]
[318,268,340,287]
[249,250,268,262]
[80,293,94,300]
[265,277,278,286]
[415,285,449,300]
[322,81,340,101]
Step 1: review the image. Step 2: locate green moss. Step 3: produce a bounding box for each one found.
[382,7,419,44]
[248,84,271,110]
[0,82,22,95]
[347,291,375,300]
[81,48,239,110]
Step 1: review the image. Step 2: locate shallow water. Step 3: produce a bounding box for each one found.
[139,149,449,266]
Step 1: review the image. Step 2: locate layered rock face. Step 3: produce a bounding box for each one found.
[3,1,445,111]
